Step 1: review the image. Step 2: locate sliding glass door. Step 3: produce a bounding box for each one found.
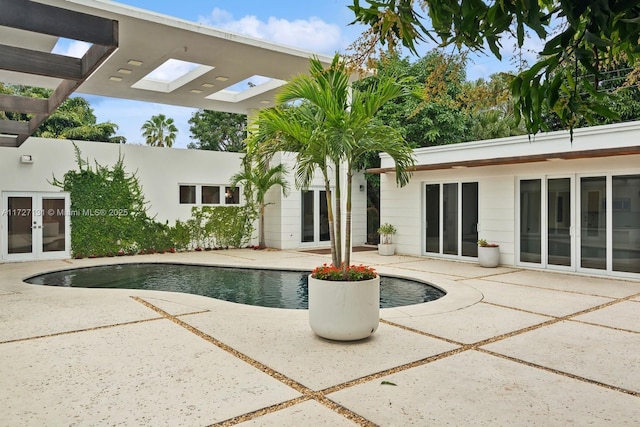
[578,174,640,274]
[517,174,639,277]
[580,177,607,270]
[424,182,478,258]
[518,177,574,269]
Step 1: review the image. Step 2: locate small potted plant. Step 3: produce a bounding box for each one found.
[477,239,500,267]
[377,223,397,256]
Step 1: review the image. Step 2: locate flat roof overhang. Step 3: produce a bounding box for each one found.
[367,145,640,174]
[0,0,333,148]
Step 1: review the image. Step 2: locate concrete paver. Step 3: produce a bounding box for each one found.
[237,400,359,426]
[328,350,640,426]
[482,320,640,394]
[0,319,300,426]
[483,269,640,298]
[461,278,614,317]
[572,300,640,332]
[184,310,458,390]
[388,302,552,344]
[1,250,638,426]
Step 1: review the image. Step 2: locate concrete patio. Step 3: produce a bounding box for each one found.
[1,249,639,426]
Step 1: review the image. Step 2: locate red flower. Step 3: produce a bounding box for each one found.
[311,263,377,281]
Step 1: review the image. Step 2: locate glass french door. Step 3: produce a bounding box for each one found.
[578,174,640,275]
[1,192,70,261]
[518,177,574,269]
[424,182,478,257]
[301,190,329,244]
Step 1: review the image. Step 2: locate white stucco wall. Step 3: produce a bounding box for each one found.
[379,121,640,270]
[0,138,369,258]
[264,152,368,250]
[0,138,245,224]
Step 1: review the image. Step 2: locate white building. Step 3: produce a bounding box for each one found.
[0,1,366,262]
[0,138,367,261]
[377,121,640,279]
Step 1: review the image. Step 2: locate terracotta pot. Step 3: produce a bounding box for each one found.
[308,275,380,341]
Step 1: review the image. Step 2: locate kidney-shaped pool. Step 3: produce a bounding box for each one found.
[25,263,445,309]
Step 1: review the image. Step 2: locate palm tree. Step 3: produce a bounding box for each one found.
[249,54,415,278]
[141,114,178,147]
[230,157,289,248]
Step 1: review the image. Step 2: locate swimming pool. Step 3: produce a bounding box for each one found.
[25,263,445,309]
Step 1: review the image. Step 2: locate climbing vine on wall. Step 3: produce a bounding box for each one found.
[51,145,257,257]
[50,145,168,257]
[184,206,256,250]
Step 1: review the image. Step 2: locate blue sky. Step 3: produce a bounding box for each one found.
[73,0,528,148]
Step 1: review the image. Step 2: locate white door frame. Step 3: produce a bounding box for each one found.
[1,191,71,261]
[300,188,331,247]
[516,175,576,271]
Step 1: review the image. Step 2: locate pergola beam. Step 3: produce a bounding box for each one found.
[0,120,29,135]
[0,0,118,46]
[0,45,83,80]
[0,94,49,115]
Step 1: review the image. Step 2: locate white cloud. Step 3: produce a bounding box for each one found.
[198,8,341,53]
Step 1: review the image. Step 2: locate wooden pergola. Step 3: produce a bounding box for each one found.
[0,0,118,147]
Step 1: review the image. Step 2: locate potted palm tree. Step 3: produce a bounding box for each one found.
[248,54,415,341]
[377,223,397,256]
[477,239,500,267]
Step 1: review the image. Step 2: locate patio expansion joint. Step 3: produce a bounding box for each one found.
[130,296,376,427]
[477,276,640,299]
[0,316,165,345]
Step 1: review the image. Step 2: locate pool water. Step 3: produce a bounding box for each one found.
[25,263,445,309]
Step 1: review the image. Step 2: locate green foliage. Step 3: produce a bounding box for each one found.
[353,52,472,147]
[50,145,167,257]
[0,84,124,142]
[249,54,415,277]
[350,0,640,136]
[185,206,256,249]
[50,146,257,257]
[187,110,247,152]
[230,157,289,248]
[141,114,178,147]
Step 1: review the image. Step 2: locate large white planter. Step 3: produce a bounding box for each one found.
[478,246,500,267]
[308,275,380,341]
[378,243,395,256]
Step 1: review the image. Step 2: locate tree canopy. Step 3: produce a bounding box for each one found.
[187,110,247,152]
[141,114,178,147]
[0,84,124,143]
[349,0,640,136]
[354,51,472,148]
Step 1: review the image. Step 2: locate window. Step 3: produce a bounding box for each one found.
[179,185,196,204]
[179,184,240,205]
[201,186,220,204]
[224,187,240,205]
